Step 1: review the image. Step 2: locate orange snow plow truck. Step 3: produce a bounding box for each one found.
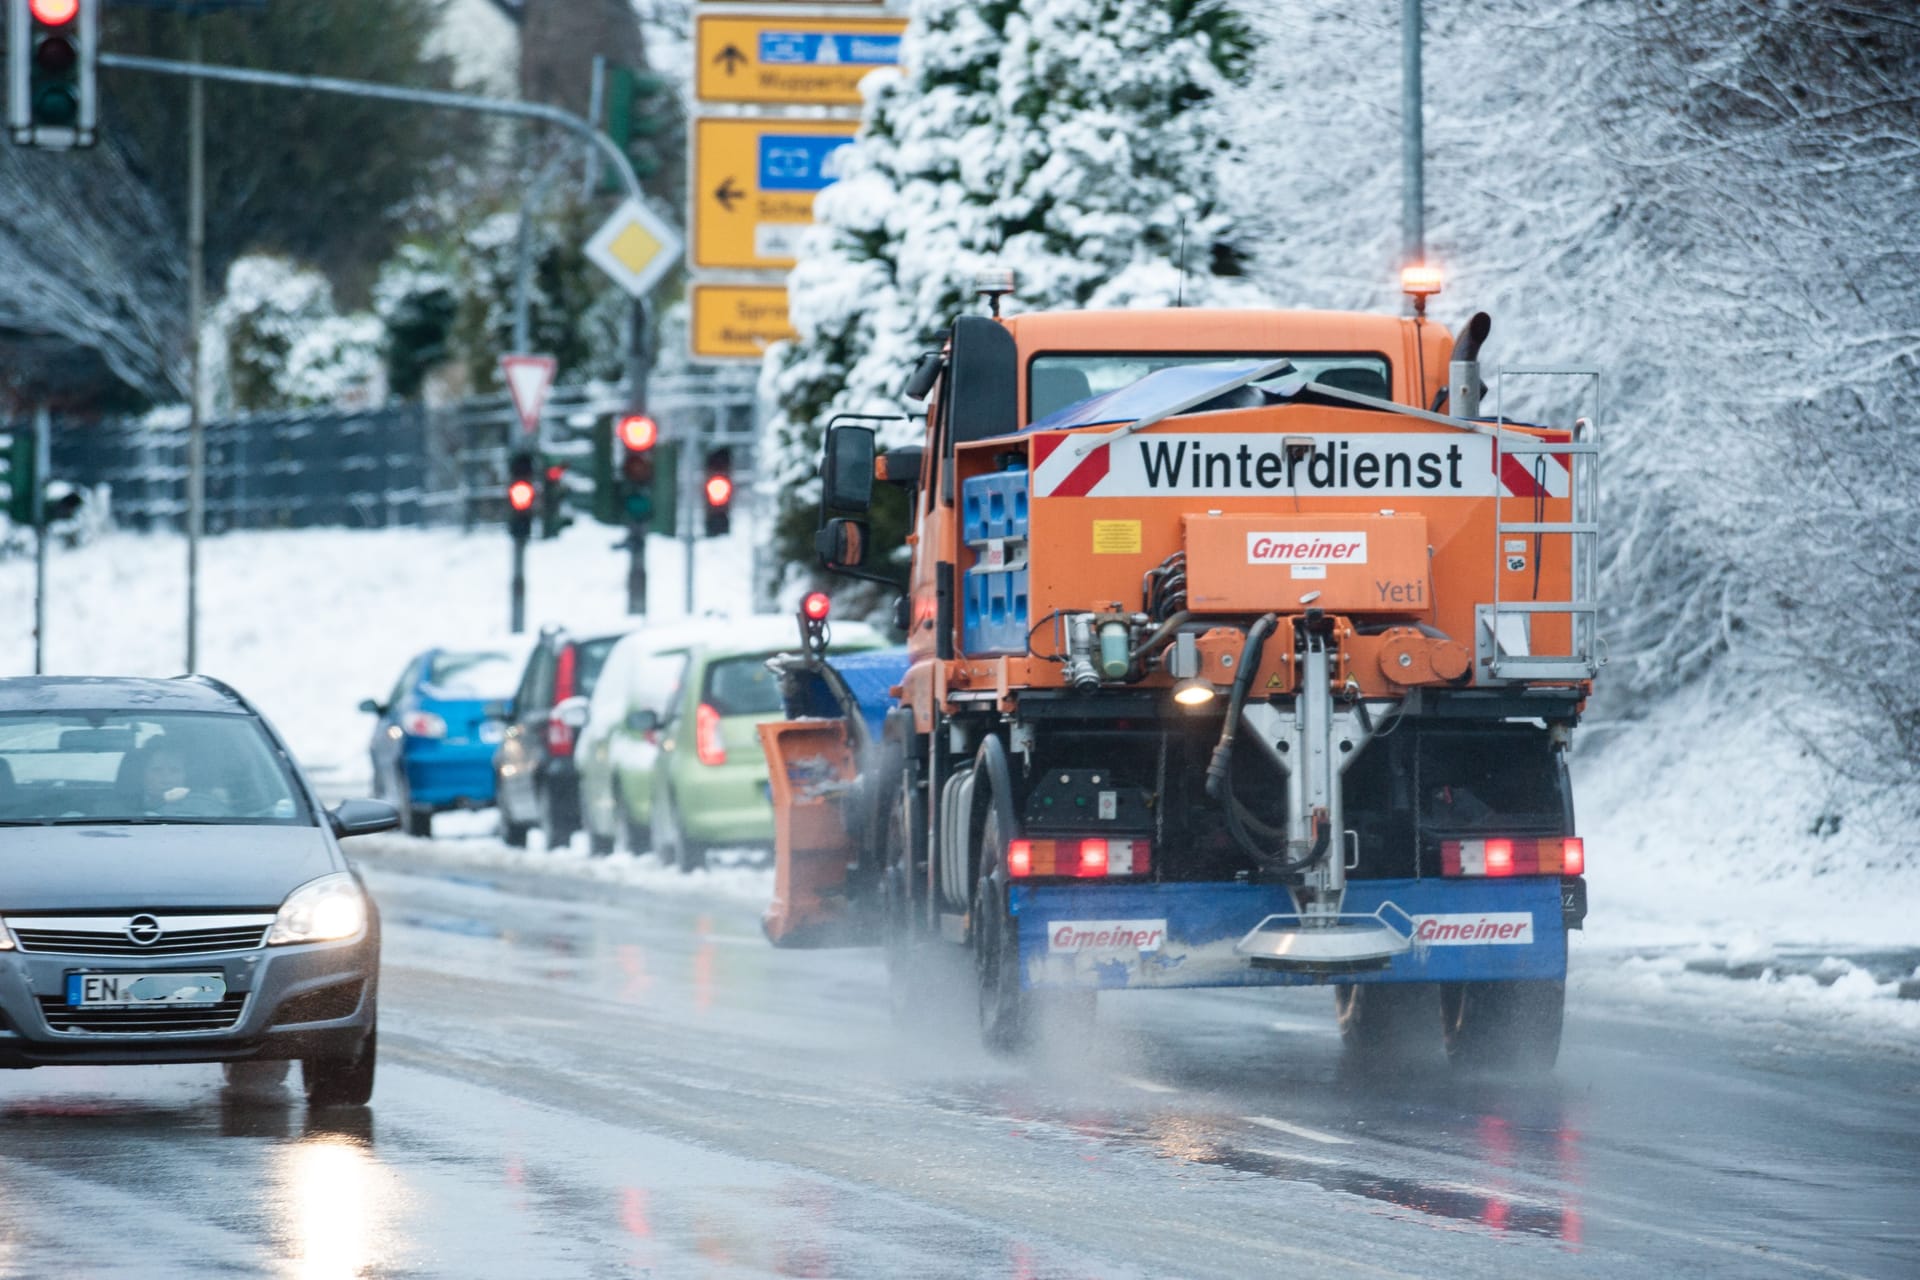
[760,272,1600,1069]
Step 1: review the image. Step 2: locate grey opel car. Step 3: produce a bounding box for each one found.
[0,676,393,1107]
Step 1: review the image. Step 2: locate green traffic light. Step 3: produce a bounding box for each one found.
[34,84,78,125]
[623,492,653,521]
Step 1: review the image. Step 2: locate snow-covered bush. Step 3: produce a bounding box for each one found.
[215,255,384,410]
[762,0,1262,579]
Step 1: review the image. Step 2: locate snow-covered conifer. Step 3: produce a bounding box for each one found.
[762,0,1260,579]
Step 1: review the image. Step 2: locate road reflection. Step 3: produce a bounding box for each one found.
[274,1115,404,1280]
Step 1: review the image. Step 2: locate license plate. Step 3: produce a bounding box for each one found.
[65,972,227,1008]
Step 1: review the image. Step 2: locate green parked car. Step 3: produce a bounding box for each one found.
[577,617,882,868]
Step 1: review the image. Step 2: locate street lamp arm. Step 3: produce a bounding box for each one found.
[97,52,646,204]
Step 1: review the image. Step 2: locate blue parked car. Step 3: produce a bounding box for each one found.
[361,644,527,837]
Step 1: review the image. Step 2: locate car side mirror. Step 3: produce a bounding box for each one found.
[814,517,869,570]
[329,798,400,838]
[357,698,384,716]
[553,695,591,729]
[821,424,876,511]
[625,708,660,734]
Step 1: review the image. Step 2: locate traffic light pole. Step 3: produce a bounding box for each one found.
[32,404,49,676]
[185,17,205,674]
[511,535,527,635]
[627,298,651,617]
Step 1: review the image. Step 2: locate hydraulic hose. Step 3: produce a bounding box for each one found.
[1128,610,1192,665]
[1204,614,1275,802]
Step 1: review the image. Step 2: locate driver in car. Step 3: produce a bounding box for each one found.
[140,743,226,817]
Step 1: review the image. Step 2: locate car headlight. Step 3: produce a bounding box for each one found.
[267,873,367,945]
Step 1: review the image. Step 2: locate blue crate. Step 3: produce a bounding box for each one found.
[963,566,1030,655]
[962,469,1030,544]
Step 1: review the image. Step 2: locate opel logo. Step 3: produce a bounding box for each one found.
[125,914,163,947]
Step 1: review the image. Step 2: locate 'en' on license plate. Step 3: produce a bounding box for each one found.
[65,972,227,1007]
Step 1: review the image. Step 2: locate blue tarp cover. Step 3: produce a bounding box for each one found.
[823,646,909,742]
[1021,360,1284,434]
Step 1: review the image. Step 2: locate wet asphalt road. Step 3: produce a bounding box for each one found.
[0,840,1914,1279]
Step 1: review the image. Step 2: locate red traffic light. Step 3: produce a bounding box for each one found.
[704,474,734,507]
[617,414,657,452]
[507,479,536,512]
[545,464,565,483]
[29,0,79,25]
[801,592,831,622]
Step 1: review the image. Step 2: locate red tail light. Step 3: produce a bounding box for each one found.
[1562,837,1585,876]
[694,702,726,766]
[401,710,446,739]
[1007,839,1032,878]
[1078,838,1108,876]
[1482,839,1515,876]
[547,645,579,756]
[1441,836,1583,876]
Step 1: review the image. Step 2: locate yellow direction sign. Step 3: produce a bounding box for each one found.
[690,284,798,361]
[692,117,859,271]
[697,13,908,106]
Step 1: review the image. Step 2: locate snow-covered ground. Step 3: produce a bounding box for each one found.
[2,525,1914,1040]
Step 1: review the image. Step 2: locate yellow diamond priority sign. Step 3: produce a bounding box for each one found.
[585,199,684,298]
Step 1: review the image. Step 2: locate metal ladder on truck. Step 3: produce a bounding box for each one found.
[1477,368,1602,683]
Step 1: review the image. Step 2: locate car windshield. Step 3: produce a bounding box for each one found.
[574,636,620,697]
[1028,352,1392,421]
[0,711,312,827]
[425,650,521,699]
[702,655,784,718]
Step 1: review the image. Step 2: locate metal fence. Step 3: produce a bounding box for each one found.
[33,369,760,534]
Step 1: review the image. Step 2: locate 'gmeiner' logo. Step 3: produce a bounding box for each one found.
[1248,533,1367,565]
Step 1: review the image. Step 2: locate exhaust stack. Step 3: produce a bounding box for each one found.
[1449,311,1492,420]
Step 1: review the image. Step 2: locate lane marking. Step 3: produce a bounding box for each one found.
[1244,1114,1352,1145]
[1112,1075,1178,1094]
[1240,1143,1347,1168]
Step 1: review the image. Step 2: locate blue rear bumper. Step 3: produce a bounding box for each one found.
[1014,877,1567,990]
[403,746,497,809]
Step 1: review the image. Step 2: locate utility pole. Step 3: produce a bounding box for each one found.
[1401,0,1425,276]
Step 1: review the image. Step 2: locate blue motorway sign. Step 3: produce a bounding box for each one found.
[759,31,903,67]
[758,134,855,193]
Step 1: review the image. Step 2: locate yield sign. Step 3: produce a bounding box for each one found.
[499,353,556,437]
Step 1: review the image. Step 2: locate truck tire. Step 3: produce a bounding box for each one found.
[974,811,1030,1053]
[1439,980,1564,1072]
[1334,983,1438,1063]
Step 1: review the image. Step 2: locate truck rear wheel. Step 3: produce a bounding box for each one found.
[882,759,952,1029]
[974,811,1030,1054]
[1334,982,1439,1063]
[1439,980,1564,1072]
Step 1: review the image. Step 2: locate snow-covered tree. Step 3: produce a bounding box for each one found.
[1228,0,1920,783]
[763,0,1261,579]
[215,256,383,410]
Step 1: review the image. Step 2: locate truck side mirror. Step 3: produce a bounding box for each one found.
[815,517,869,570]
[821,425,875,511]
[877,446,924,490]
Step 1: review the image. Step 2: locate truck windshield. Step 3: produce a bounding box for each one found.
[0,711,312,827]
[1029,353,1392,422]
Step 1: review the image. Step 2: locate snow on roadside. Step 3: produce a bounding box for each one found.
[362,813,775,909]
[0,520,759,785]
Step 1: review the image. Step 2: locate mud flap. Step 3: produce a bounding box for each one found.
[759,719,867,948]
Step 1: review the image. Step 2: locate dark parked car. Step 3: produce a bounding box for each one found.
[0,676,392,1107]
[361,642,527,837]
[491,625,625,849]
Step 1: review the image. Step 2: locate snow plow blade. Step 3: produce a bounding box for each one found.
[759,719,868,948]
